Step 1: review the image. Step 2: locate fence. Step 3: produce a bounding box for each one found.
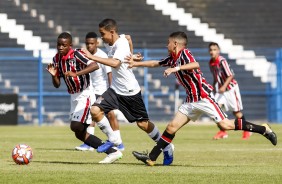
[0,48,281,125]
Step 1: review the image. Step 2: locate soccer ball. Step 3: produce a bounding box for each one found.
[12,144,33,165]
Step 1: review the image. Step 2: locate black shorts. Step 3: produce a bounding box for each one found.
[93,88,149,123]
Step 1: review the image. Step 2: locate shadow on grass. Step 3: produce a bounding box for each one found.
[33,160,240,168]
[36,148,76,151]
[33,160,97,165]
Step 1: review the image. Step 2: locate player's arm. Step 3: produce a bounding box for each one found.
[64,61,99,77]
[164,62,199,77]
[81,48,121,68]
[219,59,234,93]
[219,75,233,93]
[107,72,112,85]
[131,60,160,68]
[125,35,133,54]
[46,63,60,88]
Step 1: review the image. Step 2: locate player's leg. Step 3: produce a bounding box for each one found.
[229,85,251,139]
[70,121,122,163]
[91,89,122,150]
[213,93,228,140]
[75,122,95,151]
[116,91,175,165]
[107,110,124,151]
[92,89,127,152]
[133,111,190,166]
[75,91,97,151]
[232,111,251,139]
[204,95,277,145]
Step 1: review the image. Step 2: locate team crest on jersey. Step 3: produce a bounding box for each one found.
[95,96,104,104]
[68,59,75,66]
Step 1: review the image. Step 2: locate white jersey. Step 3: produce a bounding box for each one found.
[105,36,140,96]
[90,48,111,95]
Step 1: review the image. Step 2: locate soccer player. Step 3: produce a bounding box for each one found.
[75,32,125,151]
[127,31,277,166]
[81,18,174,165]
[47,32,122,163]
[209,42,251,140]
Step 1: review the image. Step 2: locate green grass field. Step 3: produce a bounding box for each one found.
[0,123,281,184]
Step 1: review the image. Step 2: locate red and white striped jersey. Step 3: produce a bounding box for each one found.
[159,48,213,103]
[53,49,92,94]
[209,56,237,91]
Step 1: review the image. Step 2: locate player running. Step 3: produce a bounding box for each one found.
[75,32,125,151]
[47,32,122,163]
[81,18,174,164]
[127,31,277,166]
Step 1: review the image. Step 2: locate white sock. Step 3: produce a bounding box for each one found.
[113,130,122,145]
[86,126,95,135]
[148,125,161,142]
[97,116,120,145]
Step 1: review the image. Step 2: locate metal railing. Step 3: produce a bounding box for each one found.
[0,48,281,124]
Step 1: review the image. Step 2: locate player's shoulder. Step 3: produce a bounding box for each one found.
[182,48,194,56]
[218,55,227,62]
[95,48,108,58]
[116,35,129,45]
[73,48,83,54]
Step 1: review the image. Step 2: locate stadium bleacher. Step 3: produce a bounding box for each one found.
[0,0,280,124]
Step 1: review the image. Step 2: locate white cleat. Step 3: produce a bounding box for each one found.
[99,150,123,164]
[75,143,94,151]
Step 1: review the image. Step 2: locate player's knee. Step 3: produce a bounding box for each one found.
[90,106,103,120]
[166,122,177,134]
[70,121,84,133]
[218,120,234,130]
[136,121,148,131]
[107,110,116,120]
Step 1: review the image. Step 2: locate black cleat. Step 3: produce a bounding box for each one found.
[262,124,277,146]
[132,151,155,166]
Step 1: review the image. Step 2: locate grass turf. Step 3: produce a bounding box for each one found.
[0,123,281,184]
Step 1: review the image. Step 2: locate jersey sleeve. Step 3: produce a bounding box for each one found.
[220,59,233,77]
[103,64,112,74]
[113,38,130,62]
[74,50,93,65]
[159,55,172,67]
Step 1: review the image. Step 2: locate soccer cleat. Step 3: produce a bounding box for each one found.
[97,140,114,153]
[132,151,155,166]
[262,124,277,146]
[163,143,174,166]
[242,131,252,140]
[75,143,94,151]
[98,150,123,164]
[117,143,125,151]
[213,130,228,140]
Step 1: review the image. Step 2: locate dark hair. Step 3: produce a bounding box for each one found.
[209,42,220,49]
[85,32,98,39]
[58,32,72,43]
[169,31,188,46]
[99,18,118,32]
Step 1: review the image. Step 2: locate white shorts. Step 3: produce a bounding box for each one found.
[178,96,227,123]
[219,85,243,112]
[214,93,229,112]
[70,86,94,124]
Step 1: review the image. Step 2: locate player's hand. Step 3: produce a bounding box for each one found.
[132,53,144,62]
[124,54,135,68]
[46,63,58,76]
[81,48,92,59]
[163,67,178,77]
[64,71,77,78]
